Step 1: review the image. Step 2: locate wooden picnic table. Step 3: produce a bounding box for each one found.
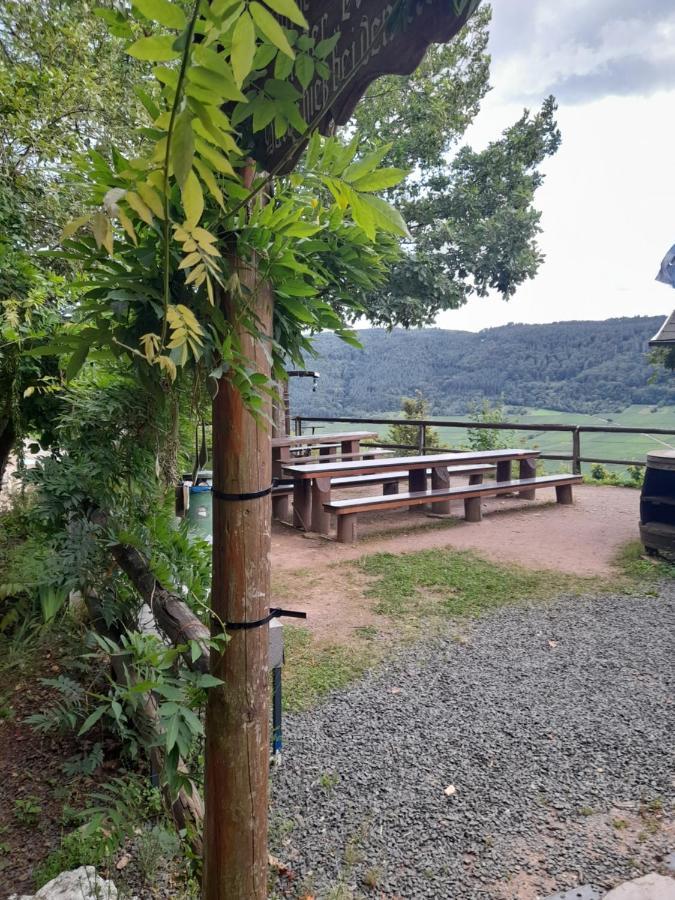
[282,448,539,534]
[271,430,378,478]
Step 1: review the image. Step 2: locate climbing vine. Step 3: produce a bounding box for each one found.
[56,0,409,399]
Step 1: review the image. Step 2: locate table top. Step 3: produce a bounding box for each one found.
[282,448,538,479]
[272,431,378,448]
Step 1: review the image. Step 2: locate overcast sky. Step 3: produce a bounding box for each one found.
[436,0,675,332]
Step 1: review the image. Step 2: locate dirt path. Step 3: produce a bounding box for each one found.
[270,485,639,643]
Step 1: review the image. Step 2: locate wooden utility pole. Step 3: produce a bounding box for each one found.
[203,165,273,899]
[200,4,482,896]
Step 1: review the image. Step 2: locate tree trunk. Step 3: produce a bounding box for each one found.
[203,249,273,897]
[0,414,15,493]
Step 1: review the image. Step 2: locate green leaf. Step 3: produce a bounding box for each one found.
[351,167,407,192]
[153,65,179,88]
[94,7,133,38]
[252,97,277,132]
[343,144,392,183]
[264,0,308,28]
[278,279,316,297]
[193,158,225,209]
[360,194,410,237]
[348,191,376,240]
[295,54,314,89]
[165,714,179,752]
[137,183,164,219]
[61,215,91,241]
[134,86,160,120]
[195,137,236,176]
[133,0,186,29]
[125,191,154,225]
[172,108,195,188]
[315,32,340,59]
[182,170,204,227]
[188,65,247,102]
[196,674,224,688]
[231,11,256,86]
[253,42,277,69]
[274,51,294,79]
[65,343,90,382]
[126,34,181,61]
[277,296,315,322]
[91,212,114,253]
[250,3,295,59]
[78,705,105,737]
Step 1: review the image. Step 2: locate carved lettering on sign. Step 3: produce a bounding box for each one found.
[253,0,481,173]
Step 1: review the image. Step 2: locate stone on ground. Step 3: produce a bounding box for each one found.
[7,866,119,900]
[604,873,675,899]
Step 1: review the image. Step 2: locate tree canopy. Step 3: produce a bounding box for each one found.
[350,6,561,326]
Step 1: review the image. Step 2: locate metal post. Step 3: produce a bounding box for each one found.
[272,666,282,760]
[572,428,581,475]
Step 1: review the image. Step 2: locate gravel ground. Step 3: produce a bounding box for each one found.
[270,587,675,899]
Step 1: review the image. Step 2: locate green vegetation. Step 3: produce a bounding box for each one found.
[386,392,444,452]
[359,549,594,620]
[615,541,675,582]
[282,626,376,712]
[290,317,675,416]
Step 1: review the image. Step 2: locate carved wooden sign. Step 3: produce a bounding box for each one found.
[255,0,481,172]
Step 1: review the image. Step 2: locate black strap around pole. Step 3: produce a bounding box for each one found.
[212,485,273,502]
[226,607,307,631]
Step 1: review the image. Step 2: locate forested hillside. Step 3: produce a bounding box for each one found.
[291,316,675,415]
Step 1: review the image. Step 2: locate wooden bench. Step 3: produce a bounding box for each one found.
[288,448,393,464]
[272,463,495,523]
[289,443,340,456]
[323,473,582,543]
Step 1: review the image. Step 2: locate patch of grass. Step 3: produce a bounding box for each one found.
[319,772,340,792]
[282,625,376,712]
[33,829,112,888]
[359,549,596,620]
[616,541,675,582]
[13,796,42,828]
[353,625,377,641]
[362,866,382,890]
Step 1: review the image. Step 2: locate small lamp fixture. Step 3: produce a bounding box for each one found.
[652,243,675,347]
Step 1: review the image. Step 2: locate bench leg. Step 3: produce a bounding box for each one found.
[341,439,359,458]
[468,473,484,486]
[465,496,482,522]
[518,458,536,499]
[272,493,290,522]
[311,476,331,534]
[293,479,310,530]
[408,469,426,494]
[383,481,399,496]
[337,513,357,543]
[496,460,512,482]
[430,466,451,515]
[556,484,573,505]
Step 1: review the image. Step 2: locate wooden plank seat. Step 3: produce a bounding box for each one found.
[324,473,582,543]
[289,448,393,464]
[289,443,340,455]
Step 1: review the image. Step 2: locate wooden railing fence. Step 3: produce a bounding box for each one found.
[293,415,675,475]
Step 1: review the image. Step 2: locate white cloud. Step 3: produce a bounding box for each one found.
[435,3,675,333]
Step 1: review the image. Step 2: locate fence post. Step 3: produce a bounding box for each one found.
[572,428,581,474]
[294,416,302,436]
[418,423,426,455]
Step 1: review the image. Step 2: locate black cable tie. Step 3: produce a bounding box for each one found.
[212,484,273,502]
[226,607,307,631]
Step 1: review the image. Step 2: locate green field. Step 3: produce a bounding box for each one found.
[310,405,675,476]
